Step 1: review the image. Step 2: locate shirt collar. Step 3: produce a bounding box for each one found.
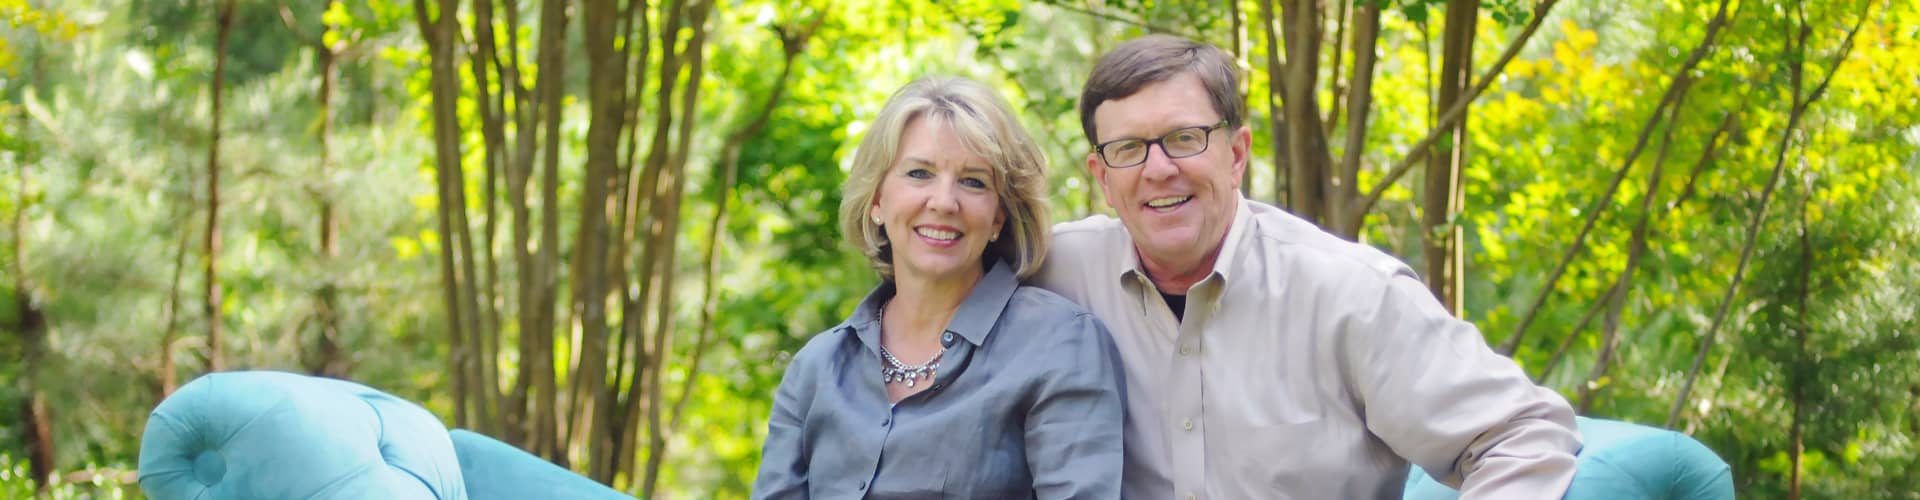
[844,259,1020,350]
[1113,194,1255,292]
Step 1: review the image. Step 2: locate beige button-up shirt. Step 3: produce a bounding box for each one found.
[1035,197,1581,499]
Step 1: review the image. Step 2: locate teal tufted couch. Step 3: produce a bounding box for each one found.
[138,371,1732,499]
[138,371,633,500]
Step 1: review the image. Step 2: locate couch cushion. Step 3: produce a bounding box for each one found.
[138,371,467,500]
[1403,416,1732,499]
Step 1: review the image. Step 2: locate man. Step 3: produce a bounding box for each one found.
[1035,34,1583,499]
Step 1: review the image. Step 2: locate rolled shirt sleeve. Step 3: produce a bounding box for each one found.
[1355,269,1582,499]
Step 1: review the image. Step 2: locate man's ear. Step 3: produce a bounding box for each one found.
[1087,152,1116,210]
[1230,125,1252,189]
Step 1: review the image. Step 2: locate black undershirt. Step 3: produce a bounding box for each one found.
[1160,291,1187,322]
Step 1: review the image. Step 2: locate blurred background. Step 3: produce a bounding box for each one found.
[1,0,1915,497]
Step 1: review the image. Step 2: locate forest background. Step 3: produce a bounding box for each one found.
[2,0,1916,497]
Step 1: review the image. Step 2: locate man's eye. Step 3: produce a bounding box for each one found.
[906,168,933,179]
[1169,130,1202,144]
[1111,141,1143,153]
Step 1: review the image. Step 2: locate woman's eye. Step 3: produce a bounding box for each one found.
[906,168,933,179]
[961,177,989,189]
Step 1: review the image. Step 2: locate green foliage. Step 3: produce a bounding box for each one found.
[4,0,1917,496]
[0,454,143,499]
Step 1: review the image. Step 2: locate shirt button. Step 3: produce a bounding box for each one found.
[858,480,868,490]
[1186,494,1197,500]
[881,417,890,427]
[941,332,956,347]
[1181,418,1194,430]
[1179,344,1194,356]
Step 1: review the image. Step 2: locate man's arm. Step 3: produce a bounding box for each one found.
[1353,271,1582,499]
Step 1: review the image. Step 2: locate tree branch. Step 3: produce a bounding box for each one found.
[1496,0,1733,355]
[1574,70,1697,412]
[1336,4,1380,210]
[1324,0,1352,130]
[1667,0,1872,427]
[1349,0,1561,225]
[670,9,824,441]
[1036,0,1207,43]
[1534,278,1619,383]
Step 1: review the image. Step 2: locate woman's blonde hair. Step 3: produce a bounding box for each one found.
[838,76,1051,281]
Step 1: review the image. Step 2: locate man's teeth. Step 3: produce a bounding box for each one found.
[915,227,960,241]
[1147,196,1192,208]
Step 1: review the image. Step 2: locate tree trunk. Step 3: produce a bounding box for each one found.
[467,0,508,435]
[1786,168,1815,500]
[12,149,52,493]
[497,0,538,447]
[414,0,470,428]
[1334,4,1379,236]
[609,0,660,483]
[637,5,711,493]
[1323,0,1350,132]
[1258,0,1289,208]
[1349,0,1561,232]
[309,0,346,378]
[1422,0,1474,313]
[1279,0,1333,228]
[574,0,627,480]
[160,212,191,396]
[531,0,568,460]
[22,393,52,493]
[204,0,237,374]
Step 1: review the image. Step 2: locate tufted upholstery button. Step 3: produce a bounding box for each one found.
[191,451,225,485]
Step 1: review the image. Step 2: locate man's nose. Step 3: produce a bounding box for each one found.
[1140,143,1179,181]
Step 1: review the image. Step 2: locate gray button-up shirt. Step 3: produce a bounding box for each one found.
[753,261,1126,500]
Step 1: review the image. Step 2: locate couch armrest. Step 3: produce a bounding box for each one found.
[1403,416,1733,500]
[137,371,467,500]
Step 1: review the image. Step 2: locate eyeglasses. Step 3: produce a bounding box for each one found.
[1093,121,1230,168]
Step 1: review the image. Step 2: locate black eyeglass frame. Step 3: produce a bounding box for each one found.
[1092,120,1232,168]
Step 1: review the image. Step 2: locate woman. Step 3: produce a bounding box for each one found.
[751,76,1125,499]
